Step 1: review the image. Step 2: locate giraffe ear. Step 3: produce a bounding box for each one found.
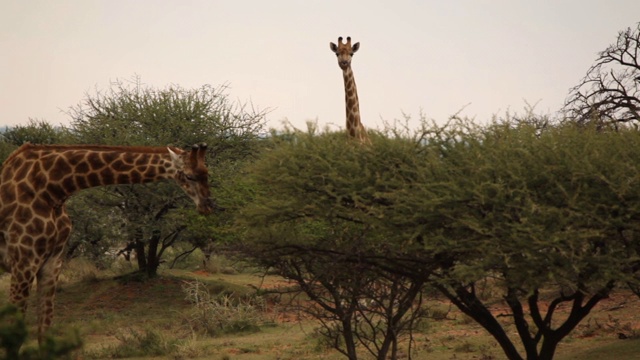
[196,143,208,166]
[330,42,338,52]
[352,42,360,53]
[189,144,199,167]
[167,147,184,168]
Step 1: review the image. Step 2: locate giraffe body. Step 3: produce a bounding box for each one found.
[330,36,370,144]
[0,143,213,342]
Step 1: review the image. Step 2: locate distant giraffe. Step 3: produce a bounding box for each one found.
[330,36,370,144]
[0,143,214,343]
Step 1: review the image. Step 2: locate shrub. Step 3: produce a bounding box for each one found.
[58,257,99,284]
[84,328,176,359]
[0,305,82,360]
[181,280,264,336]
[203,255,237,275]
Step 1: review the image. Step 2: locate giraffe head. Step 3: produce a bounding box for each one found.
[167,143,215,215]
[330,36,360,70]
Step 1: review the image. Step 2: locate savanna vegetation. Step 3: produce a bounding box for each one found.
[2,23,640,360]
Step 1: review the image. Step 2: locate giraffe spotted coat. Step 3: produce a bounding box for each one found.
[0,143,214,343]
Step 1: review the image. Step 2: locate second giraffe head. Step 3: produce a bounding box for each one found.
[330,36,360,70]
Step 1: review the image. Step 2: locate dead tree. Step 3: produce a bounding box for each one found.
[564,23,640,127]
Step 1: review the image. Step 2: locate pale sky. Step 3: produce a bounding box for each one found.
[1,1,639,132]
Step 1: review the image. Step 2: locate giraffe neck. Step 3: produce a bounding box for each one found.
[1,144,179,204]
[342,66,362,138]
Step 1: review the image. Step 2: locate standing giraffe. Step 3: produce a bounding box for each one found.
[0,143,214,343]
[330,36,370,144]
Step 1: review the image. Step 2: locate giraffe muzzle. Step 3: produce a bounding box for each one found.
[198,197,221,215]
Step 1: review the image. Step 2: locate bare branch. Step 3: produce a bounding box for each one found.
[564,23,640,126]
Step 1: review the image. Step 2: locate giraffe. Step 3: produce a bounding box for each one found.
[330,36,370,144]
[0,143,214,343]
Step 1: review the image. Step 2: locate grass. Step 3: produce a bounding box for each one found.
[1,259,640,359]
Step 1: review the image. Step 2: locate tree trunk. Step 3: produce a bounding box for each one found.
[436,284,524,360]
[131,226,147,272]
[134,240,146,271]
[341,317,358,360]
[146,229,161,278]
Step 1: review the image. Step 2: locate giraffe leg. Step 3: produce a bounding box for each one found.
[35,212,71,345]
[9,265,36,317]
[7,237,38,317]
[35,253,64,344]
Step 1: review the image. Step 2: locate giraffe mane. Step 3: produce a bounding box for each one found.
[3,143,184,166]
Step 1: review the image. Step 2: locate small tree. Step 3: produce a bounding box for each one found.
[421,120,640,360]
[0,120,70,161]
[66,78,265,277]
[564,23,640,126]
[242,224,427,360]
[239,128,434,359]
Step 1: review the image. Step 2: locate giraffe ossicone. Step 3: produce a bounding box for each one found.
[0,143,214,343]
[330,36,370,144]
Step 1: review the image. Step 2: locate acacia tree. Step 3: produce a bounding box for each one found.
[420,120,640,360]
[242,221,427,360]
[564,22,640,125]
[238,128,433,360]
[239,119,640,360]
[0,120,70,161]
[66,79,265,277]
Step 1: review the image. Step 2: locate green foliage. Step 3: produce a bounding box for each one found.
[1,120,69,147]
[431,121,640,289]
[241,127,425,251]
[66,78,266,162]
[0,305,82,360]
[0,120,70,163]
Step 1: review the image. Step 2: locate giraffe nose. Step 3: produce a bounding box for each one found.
[198,198,223,215]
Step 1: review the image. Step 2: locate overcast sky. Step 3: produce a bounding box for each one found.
[1,1,639,133]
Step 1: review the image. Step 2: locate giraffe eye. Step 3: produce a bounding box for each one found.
[185,174,197,181]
